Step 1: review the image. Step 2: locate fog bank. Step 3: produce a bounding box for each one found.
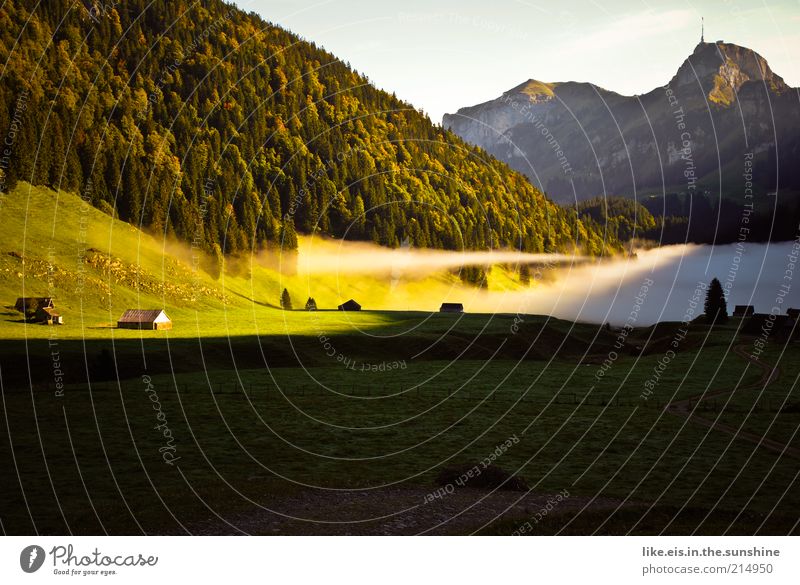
[278,238,800,325]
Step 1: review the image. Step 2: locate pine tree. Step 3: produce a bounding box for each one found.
[281,288,292,310]
[305,297,317,311]
[207,243,224,280]
[519,263,531,285]
[279,216,298,252]
[353,195,366,237]
[704,278,728,324]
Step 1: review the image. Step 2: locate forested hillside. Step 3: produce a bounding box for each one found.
[577,197,657,243]
[0,0,617,256]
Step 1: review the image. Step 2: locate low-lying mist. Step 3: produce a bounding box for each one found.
[295,236,581,277]
[272,238,799,325]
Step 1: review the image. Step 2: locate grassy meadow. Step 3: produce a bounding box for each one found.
[0,184,798,535]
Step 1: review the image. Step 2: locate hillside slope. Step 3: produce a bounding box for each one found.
[0,183,508,330]
[0,0,616,255]
[0,182,614,391]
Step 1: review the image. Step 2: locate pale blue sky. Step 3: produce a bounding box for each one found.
[238,0,800,122]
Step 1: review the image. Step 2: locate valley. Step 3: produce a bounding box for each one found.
[0,0,798,541]
[0,184,798,535]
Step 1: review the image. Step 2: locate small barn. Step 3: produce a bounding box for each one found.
[35,306,63,325]
[787,308,800,321]
[440,303,464,313]
[15,297,54,318]
[733,305,754,317]
[117,309,172,330]
[337,299,361,311]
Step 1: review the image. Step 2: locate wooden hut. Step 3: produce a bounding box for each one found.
[337,299,361,311]
[35,306,63,325]
[440,303,464,313]
[733,305,754,317]
[15,297,54,318]
[117,309,172,330]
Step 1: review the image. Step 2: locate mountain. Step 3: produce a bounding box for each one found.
[444,41,800,242]
[0,0,617,258]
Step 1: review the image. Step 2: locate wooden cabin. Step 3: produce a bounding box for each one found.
[35,306,63,325]
[733,305,754,317]
[440,303,464,313]
[15,297,54,318]
[337,299,361,311]
[117,309,172,330]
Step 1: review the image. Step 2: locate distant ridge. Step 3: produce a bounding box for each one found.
[444,40,800,241]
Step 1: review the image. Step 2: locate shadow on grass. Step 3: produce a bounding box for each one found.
[478,505,799,536]
[229,289,281,310]
[0,314,620,390]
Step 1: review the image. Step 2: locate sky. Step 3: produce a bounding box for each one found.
[237,0,800,123]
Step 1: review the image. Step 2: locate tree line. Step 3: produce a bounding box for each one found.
[0,0,620,263]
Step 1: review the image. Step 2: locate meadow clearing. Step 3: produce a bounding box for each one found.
[0,185,798,534]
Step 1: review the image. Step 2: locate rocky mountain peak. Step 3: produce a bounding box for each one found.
[444,39,799,207]
[504,79,558,101]
[672,41,787,103]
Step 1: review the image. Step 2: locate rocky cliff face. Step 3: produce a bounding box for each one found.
[444,42,800,203]
[673,42,787,102]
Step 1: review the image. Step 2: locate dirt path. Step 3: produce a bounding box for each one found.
[665,344,800,458]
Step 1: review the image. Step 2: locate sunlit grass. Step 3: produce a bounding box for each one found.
[0,183,531,340]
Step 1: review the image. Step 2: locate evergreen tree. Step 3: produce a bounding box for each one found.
[206,243,224,280]
[279,216,298,252]
[704,278,728,324]
[519,263,531,285]
[459,265,489,289]
[305,297,317,311]
[352,195,366,237]
[281,288,292,310]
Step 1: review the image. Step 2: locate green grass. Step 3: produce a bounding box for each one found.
[0,184,798,535]
[0,183,510,338]
[3,354,797,534]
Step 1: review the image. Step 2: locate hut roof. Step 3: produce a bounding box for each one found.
[337,299,361,311]
[15,297,54,311]
[118,309,170,323]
